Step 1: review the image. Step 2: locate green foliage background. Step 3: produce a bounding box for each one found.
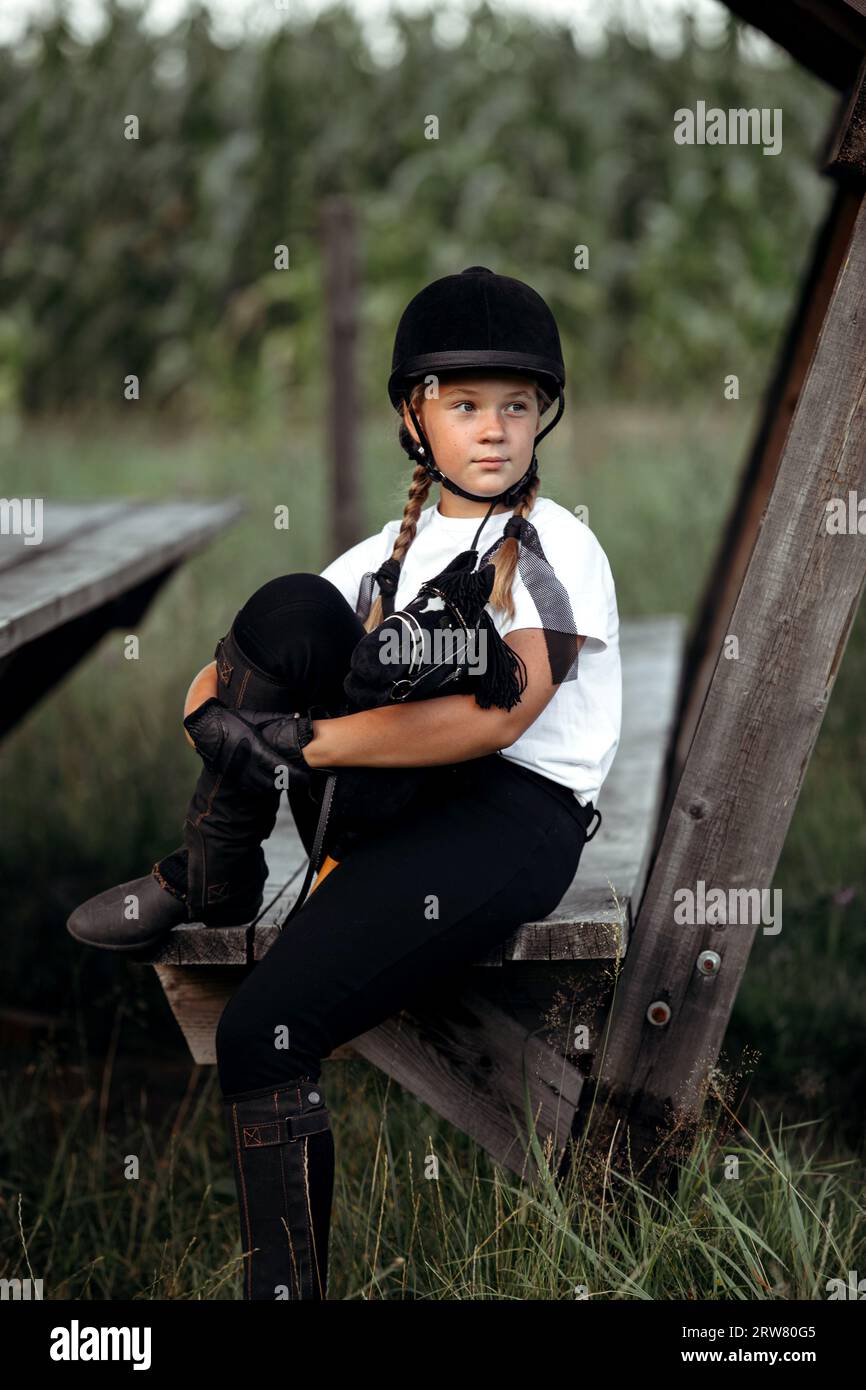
[0,0,838,422]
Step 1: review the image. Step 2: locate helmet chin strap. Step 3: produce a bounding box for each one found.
[405,387,564,525]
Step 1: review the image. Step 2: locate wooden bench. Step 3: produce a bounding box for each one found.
[148,614,686,1177]
[0,498,244,738]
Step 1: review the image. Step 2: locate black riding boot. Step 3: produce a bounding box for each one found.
[67,622,299,952]
[223,1077,334,1300]
[154,621,302,925]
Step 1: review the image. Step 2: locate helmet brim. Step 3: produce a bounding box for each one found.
[388,350,564,411]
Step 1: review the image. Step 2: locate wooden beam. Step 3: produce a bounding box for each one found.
[574,187,866,1182]
[346,983,586,1180]
[319,196,362,558]
[822,52,866,180]
[669,57,866,803]
[721,0,866,89]
[669,179,862,797]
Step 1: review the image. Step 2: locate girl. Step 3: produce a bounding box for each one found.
[67,266,622,1300]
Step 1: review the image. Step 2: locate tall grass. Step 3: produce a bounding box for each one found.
[2,1046,862,1300]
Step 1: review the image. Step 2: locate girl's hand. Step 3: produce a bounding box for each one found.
[183,698,317,792]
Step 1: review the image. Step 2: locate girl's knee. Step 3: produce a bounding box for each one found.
[233,574,363,691]
[239,573,341,624]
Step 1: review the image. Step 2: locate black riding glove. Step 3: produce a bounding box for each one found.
[182,697,319,794]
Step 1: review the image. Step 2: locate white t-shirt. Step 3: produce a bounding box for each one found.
[319,495,621,807]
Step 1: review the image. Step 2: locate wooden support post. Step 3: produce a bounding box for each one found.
[669,60,866,800]
[319,195,362,558]
[720,0,866,91]
[574,187,866,1184]
[822,51,866,181]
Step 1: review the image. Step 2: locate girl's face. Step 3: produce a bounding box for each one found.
[403,372,541,511]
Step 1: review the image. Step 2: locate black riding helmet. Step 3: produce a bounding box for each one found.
[388,265,566,509]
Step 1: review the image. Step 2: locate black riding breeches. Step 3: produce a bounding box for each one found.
[216,572,596,1098]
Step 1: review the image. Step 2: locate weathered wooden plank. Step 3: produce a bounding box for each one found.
[146,615,686,967]
[0,501,130,575]
[152,964,250,1063]
[675,57,866,789]
[346,986,586,1179]
[672,178,862,789]
[576,186,866,1178]
[0,499,245,657]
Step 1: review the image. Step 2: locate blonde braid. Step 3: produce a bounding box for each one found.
[486,468,541,623]
[363,463,432,632]
[486,379,551,622]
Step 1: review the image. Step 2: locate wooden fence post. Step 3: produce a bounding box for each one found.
[319,196,362,556]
